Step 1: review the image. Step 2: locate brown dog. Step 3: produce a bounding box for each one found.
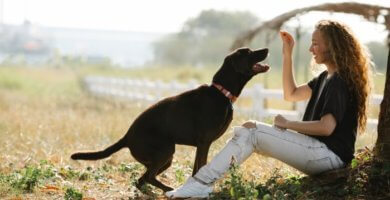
[71,47,270,192]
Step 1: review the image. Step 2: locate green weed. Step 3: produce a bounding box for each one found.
[213,162,259,200]
[118,162,142,173]
[59,166,80,180]
[175,169,185,184]
[64,187,83,200]
[5,160,56,193]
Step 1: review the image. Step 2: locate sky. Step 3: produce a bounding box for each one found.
[1,0,390,42]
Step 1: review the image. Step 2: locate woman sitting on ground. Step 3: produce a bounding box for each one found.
[166,19,372,199]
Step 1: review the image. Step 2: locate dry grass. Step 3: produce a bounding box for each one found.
[0,66,382,199]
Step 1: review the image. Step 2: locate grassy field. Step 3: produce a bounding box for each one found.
[0,65,385,199]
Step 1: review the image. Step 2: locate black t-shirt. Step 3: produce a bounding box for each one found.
[302,71,358,164]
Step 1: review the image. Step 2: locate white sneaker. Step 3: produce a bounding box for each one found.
[165,177,213,199]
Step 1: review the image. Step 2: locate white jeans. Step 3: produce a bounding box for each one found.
[194,122,345,184]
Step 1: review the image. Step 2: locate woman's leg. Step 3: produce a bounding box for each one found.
[193,122,344,183]
[166,121,345,198]
[193,126,257,184]
[251,122,344,175]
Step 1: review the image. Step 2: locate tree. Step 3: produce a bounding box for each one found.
[230,2,390,50]
[152,10,259,67]
[374,47,390,162]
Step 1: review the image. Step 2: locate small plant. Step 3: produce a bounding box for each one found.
[64,187,83,200]
[119,163,132,173]
[2,160,57,193]
[215,162,259,200]
[0,172,11,195]
[118,162,142,173]
[102,164,113,172]
[135,183,158,199]
[175,169,185,184]
[39,160,56,179]
[59,166,80,180]
[10,166,41,192]
[0,173,6,183]
[78,172,90,181]
[118,162,143,188]
[255,169,305,200]
[92,170,105,181]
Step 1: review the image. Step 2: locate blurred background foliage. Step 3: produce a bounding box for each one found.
[1,9,388,73]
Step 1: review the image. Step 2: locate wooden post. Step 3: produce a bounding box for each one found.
[253,84,265,120]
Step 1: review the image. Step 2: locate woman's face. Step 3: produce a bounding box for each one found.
[309,29,330,64]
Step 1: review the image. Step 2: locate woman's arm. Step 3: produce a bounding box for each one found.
[280,31,312,102]
[274,114,337,136]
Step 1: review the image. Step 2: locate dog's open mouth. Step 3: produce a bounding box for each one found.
[252,63,270,74]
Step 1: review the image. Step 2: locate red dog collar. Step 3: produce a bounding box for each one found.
[212,83,237,103]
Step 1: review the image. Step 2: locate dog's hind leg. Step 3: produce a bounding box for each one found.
[136,156,172,183]
[157,157,173,176]
[136,146,174,192]
[147,160,174,192]
[136,161,174,192]
[135,170,148,190]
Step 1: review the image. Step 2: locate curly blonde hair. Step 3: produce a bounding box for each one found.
[315,19,372,134]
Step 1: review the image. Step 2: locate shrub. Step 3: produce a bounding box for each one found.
[64,187,83,200]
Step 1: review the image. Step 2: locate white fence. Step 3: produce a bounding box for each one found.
[83,76,383,130]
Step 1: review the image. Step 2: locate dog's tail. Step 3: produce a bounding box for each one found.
[71,136,126,160]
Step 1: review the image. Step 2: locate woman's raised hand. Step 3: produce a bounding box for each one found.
[279,31,295,56]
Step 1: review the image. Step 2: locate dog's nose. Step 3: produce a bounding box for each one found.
[263,48,269,55]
